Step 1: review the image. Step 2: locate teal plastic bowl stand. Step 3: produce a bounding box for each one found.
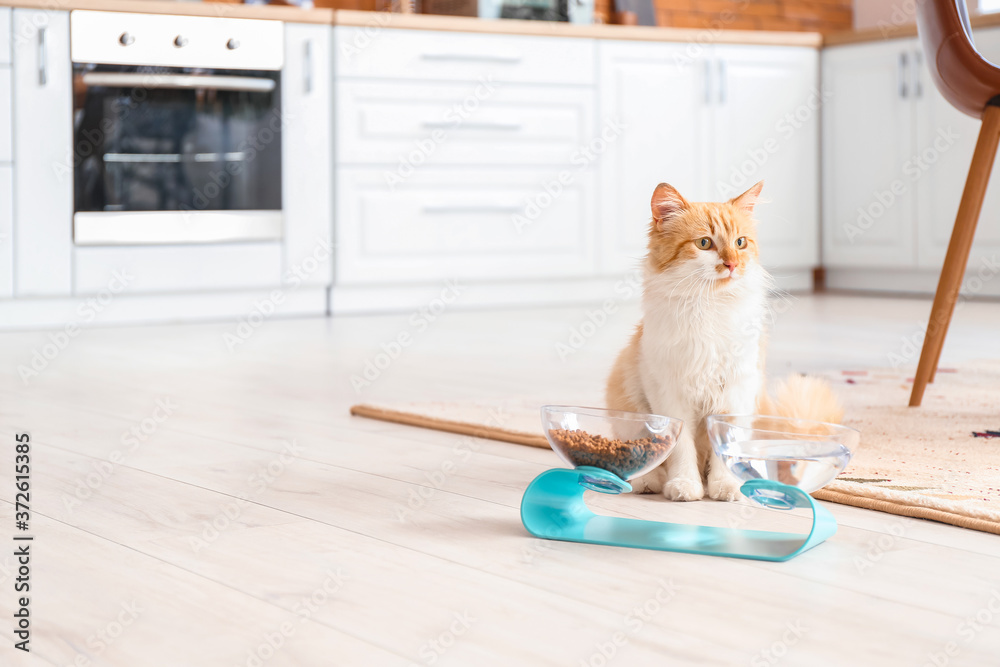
[520,467,837,562]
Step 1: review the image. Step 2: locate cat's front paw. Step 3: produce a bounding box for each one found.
[662,477,704,501]
[706,475,743,502]
[629,467,666,494]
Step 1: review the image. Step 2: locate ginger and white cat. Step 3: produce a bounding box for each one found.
[606,181,842,502]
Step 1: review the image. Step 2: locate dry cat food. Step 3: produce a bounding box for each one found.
[549,428,673,479]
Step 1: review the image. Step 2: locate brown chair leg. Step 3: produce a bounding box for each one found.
[910,104,1000,406]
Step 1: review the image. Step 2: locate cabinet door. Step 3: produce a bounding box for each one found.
[822,39,917,268]
[336,167,596,285]
[916,28,1000,273]
[0,164,10,298]
[12,9,72,296]
[713,45,819,270]
[283,23,333,287]
[598,41,712,274]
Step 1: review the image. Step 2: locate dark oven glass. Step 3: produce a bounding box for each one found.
[73,64,282,213]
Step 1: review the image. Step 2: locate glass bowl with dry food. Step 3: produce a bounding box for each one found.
[540,406,681,492]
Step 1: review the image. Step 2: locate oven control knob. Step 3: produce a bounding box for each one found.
[226,38,240,51]
[173,35,188,48]
[118,32,134,46]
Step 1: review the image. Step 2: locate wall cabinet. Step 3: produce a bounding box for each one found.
[598,41,819,276]
[822,29,1000,282]
[11,9,72,297]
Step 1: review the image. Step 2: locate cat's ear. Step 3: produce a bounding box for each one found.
[651,183,689,231]
[730,180,764,215]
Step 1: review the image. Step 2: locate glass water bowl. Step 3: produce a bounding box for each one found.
[706,414,859,506]
[540,406,681,488]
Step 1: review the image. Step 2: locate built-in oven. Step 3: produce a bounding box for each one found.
[69,11,285,245]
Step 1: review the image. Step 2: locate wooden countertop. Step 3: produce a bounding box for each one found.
[0,0,823,46]
[331,10,823,46]
[825,10,1000,47]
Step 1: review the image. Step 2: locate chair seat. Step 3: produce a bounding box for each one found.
[919,0,1000,117]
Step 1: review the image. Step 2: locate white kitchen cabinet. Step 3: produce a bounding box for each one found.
[822,39,918,268]
[336,79,595,167]
[713,45,819,270]
[597,41,711,274]
[0,8,10,64]
[335,168,597,284]
[598,41,819,275]
[283,22,333,287]
[74,244,283,294]
[0,67,10,162]
[0,164,11,298]
[823,31,1000,280]
[12,9,72,296]
[335,26,595,85]
[915,28,1000,272]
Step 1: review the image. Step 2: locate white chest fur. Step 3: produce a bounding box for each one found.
[638,268,768,416]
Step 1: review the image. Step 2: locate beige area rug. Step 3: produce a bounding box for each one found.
[351,363,1000,535]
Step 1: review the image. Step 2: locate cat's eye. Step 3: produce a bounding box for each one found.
[736,237,747,249]
[697,237,713,250]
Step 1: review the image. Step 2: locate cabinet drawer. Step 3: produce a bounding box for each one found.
[0,9,9,64]
[336,168,596,284]
[74,243,283,294]
[0,67,9,162]
[335,27,594,85]
[337,80,594,166]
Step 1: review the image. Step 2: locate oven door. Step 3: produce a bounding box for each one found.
[72,64,283,245]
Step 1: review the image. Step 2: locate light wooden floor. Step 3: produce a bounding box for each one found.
[1,293,1000,666]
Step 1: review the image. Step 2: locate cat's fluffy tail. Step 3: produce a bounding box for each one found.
[760,375,844,424]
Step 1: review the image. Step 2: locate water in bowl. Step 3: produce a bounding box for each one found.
[718,439,851,493]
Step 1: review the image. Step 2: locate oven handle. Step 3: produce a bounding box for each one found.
[80,72,276,93]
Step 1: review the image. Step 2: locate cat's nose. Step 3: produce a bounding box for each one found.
[724,261,737,273]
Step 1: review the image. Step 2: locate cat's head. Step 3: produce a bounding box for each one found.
[645,181,765,293]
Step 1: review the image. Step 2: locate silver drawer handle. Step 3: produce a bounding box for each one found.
[420,53,522,64]
[421,121,521,131]
[81,72,275,93]
[38,27,46,86]
[422,205,523,214]
[898,52,908,99]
